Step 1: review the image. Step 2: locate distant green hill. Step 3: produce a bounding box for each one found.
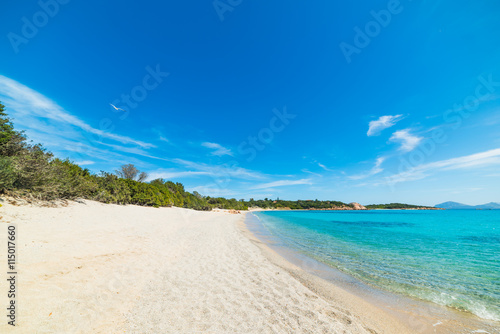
[475,202,500,209]
[435,201,500,209]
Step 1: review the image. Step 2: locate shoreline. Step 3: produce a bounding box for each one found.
[242,212,500,334]
[1,199,497,333]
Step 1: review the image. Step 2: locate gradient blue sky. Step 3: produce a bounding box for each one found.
[1,0,500,205]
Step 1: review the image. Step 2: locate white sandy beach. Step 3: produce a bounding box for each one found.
[0,199,495,333]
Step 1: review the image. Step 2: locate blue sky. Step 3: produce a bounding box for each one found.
[1,0,500,205]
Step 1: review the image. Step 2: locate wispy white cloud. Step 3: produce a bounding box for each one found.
[96,142,177,166]
[389,129,423,152]
[73,160,95,166]
[173,159,264,180]
[151,128,171,144]
[147,169,210,181]
[0,75,154,148]
[252,179,312,190]
[367,115,403,136]
[349,157,386,180]
[317,162,334,172]
[202,142,233,156]
[13,126,139,166]
[301,169,323,177]
[188,185,238,198]
[384,148,500,185]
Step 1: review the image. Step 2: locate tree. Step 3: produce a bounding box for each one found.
[0,102,26,156]
[115,164,148,182]
[0,102,14,144]
[137,172,148,182]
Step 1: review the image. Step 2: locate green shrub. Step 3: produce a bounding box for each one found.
[0,156,16,190]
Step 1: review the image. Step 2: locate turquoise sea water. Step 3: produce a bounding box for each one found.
[254,210,500,321]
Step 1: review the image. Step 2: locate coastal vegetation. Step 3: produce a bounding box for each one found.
[245,198,354,210]
[0,103,357,211]
[365,203,437,209]
[0,102,430,212]
[0,102,247,210]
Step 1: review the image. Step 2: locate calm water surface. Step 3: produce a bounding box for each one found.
[255,210,500,321]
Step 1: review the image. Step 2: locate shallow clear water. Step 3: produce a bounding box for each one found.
[255,210,500,321]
